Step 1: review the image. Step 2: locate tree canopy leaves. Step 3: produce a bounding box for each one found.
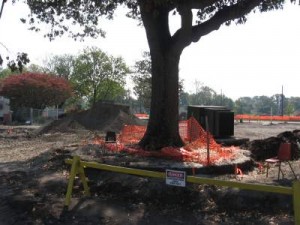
[71,47,129,106]
[17,0,298,46]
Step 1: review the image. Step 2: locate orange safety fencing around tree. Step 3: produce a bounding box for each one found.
[235,114,300,122]
[134,113,149,120]
[92,117,239,165]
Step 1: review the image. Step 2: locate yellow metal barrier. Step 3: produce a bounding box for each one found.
[65,156,300,225]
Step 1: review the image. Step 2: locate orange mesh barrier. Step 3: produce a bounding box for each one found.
[92,117,238,165]
[134,113,149,120]
[235,114,300,122]
[119,125,146,145]
[179,120,188,142]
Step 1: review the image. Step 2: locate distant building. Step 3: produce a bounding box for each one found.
[0,96,11,124]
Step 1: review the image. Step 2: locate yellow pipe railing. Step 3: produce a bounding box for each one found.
[64,156,300,225]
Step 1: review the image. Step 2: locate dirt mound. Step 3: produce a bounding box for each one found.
[242,129,300,161]
[36,102,146,135]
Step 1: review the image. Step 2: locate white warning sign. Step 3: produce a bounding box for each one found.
[165,169,186,187]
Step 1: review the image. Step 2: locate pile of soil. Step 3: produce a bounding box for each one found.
[36,102,146,135]
[242,129,300,161]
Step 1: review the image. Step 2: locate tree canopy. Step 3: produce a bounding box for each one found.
[188,81,234,108]
[19,0,298,43]
[43,54,75,80]
[71,47,129,106]
[15,0,300,150]
[0,72,73,109]
[20,50,130,109]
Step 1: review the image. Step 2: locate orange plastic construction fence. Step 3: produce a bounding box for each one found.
[93,117,238,165]
[235,114,300,122]
[134,113,149,120]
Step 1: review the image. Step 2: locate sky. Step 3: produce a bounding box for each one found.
[0,1,300,101]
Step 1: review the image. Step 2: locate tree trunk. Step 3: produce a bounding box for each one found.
[139,50,184,150]
[138,1,190,150]
[137,0,266,150]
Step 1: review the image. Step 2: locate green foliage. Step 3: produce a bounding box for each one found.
[234,95,300,116]
[188,82,234,109]
[19,0,296,45]
[42,54,75,80]
[251,95,277,115]
[6,52,30,72]
[288,97,300,113]
[285,102,295,116]
[26,64,46,73]
[18,50,130,109]
[132,52,187,112]
[71,47,129,106]
[179,91,189,106]
[190,85,216,105]
[0,72,73,109]
[132,52,152,111]
[0,68,17,80]
[21,0,130,41]
[0,49,30,72]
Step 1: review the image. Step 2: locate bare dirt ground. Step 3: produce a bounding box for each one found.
[0,120,299,225]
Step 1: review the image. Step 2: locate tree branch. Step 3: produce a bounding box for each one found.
[191,0,263,42]
[171,0,262,52]
[172,4,193,52]
[183,0,220,10]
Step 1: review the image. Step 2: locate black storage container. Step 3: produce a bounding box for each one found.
[187,105,234,138]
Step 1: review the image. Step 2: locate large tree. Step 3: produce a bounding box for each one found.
[72,47,129,106]
[43,54,75,80]
[18,0,298,150]
[189,82,234,109]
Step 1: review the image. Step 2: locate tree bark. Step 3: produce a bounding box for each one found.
[138,2,185,150]
[139,50,184,150]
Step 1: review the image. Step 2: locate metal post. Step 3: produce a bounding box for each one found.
[205,116,210,165]
[56,105,59,120]
[293,181,300,225]
[30,108,33,124]
[65,156,80,207]
[78,164,91,196]
[281,85,284,117]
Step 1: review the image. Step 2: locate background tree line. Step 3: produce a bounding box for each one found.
[131,52,300,117]
[1,48,300,117]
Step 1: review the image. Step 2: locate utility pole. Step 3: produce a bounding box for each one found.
[281,85,284,116]
[220,89,223,106]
